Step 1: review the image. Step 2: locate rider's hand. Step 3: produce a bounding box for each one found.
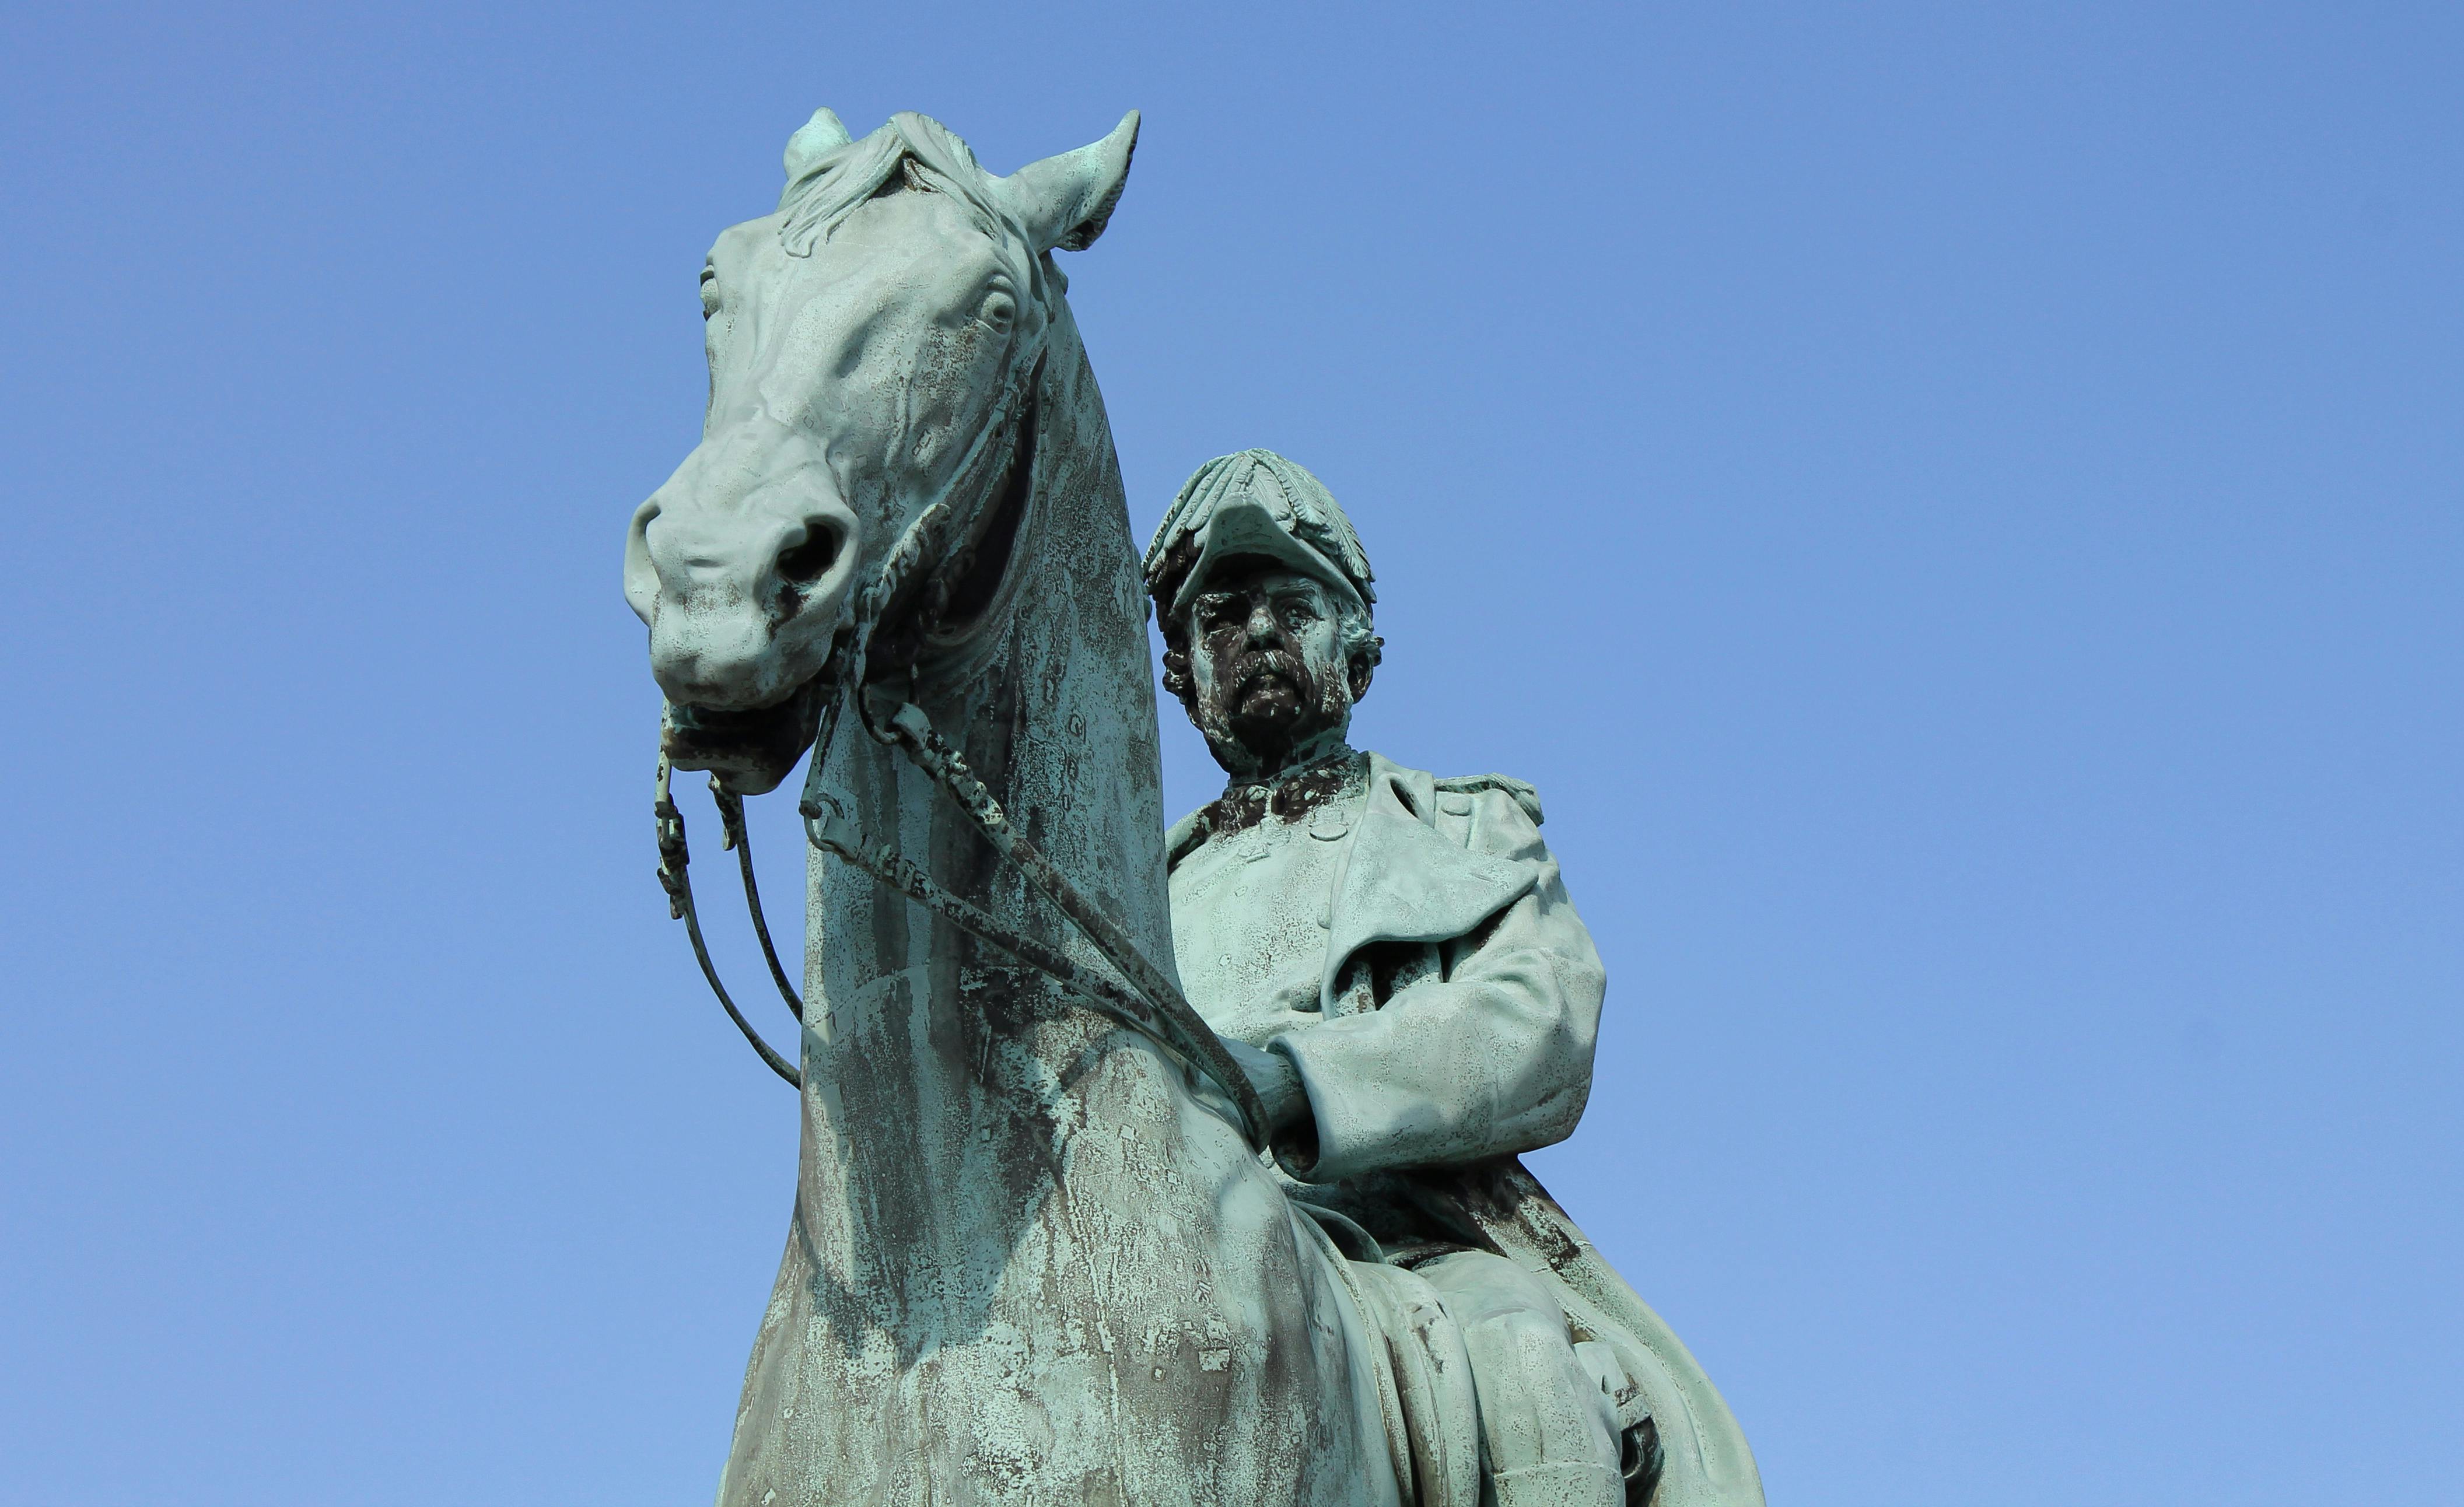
[1218,1037,1310,1138]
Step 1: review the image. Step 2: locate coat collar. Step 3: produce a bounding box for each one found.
[1166,752,1541,1014]
[1165,745,1363,868]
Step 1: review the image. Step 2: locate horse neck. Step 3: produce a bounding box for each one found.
[796,308,1185,1241]
[919,307,1173,966]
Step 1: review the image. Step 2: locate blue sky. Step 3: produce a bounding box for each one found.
[4,4,2456,1502]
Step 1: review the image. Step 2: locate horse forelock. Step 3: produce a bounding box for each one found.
[776,112,1023,261]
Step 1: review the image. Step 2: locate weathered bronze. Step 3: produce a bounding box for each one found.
[624,109,1761,1507]
[1149,451,1762,1506]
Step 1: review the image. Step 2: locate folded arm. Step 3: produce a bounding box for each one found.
[1269,797,1607,1183]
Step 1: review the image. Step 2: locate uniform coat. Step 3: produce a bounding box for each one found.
[1168,754,1765,1507]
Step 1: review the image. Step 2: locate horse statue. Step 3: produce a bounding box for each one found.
[624,107,1419,1505]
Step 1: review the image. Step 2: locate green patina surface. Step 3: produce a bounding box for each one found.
[625,109,1759,1507]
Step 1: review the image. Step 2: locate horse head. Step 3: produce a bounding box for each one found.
[624,108,1138,793]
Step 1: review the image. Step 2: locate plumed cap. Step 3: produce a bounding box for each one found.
[1144,450,1375,618]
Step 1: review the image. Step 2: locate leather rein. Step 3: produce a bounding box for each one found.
[650,351,1271,1150]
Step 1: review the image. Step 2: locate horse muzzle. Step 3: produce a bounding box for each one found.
[627,467,862,792]
[660,673,830,795]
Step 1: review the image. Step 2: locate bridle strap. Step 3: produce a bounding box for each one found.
[800,776,1254,1134]
[713,786,804,1022]
[651,354,1026,1096]
[788,348,1045,828]
[850,698,1271,1147]
[653,758,802,1088]
[652,341,1270,1149]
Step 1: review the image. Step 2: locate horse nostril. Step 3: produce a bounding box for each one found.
[776,519,844,586]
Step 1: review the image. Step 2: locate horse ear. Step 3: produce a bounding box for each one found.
[1000,110,1139,253]
[783,108,853,182]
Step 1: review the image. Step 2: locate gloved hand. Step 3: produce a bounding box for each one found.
[1217,1036,1309,1136]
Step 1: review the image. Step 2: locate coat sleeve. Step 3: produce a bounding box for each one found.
[1270,789,1607,1184]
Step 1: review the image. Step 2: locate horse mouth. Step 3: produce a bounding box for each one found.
[663,674,826,796]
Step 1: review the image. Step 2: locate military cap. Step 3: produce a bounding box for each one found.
[1143,450,1376,619]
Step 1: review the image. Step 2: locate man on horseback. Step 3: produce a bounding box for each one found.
[1146,450,1763,1507]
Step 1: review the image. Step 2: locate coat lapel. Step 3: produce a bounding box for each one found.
[1319,760,1537,1011]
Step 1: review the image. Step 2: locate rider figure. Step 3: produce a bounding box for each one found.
[1147,450,1637,1507]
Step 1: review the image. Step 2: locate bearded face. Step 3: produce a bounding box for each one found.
[1182,563,1360,778]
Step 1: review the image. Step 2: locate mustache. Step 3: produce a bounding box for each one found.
[1233,650,1310,696]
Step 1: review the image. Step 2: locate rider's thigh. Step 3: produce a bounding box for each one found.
[1414,1248,1563,1329]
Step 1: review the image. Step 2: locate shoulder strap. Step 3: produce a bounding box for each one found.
[1431,772,1544,826]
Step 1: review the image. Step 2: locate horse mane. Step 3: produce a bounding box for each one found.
[776,113,1013,257]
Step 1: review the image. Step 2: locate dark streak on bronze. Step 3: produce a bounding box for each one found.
[1193,748,1364,841]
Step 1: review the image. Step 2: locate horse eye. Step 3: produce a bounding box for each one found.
[699,274,721,320]
[979,289,1016,329]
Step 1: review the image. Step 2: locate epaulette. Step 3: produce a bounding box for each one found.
[1432,773,1544,826]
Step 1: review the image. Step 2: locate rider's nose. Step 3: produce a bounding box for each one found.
[1245,603,1279,646]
